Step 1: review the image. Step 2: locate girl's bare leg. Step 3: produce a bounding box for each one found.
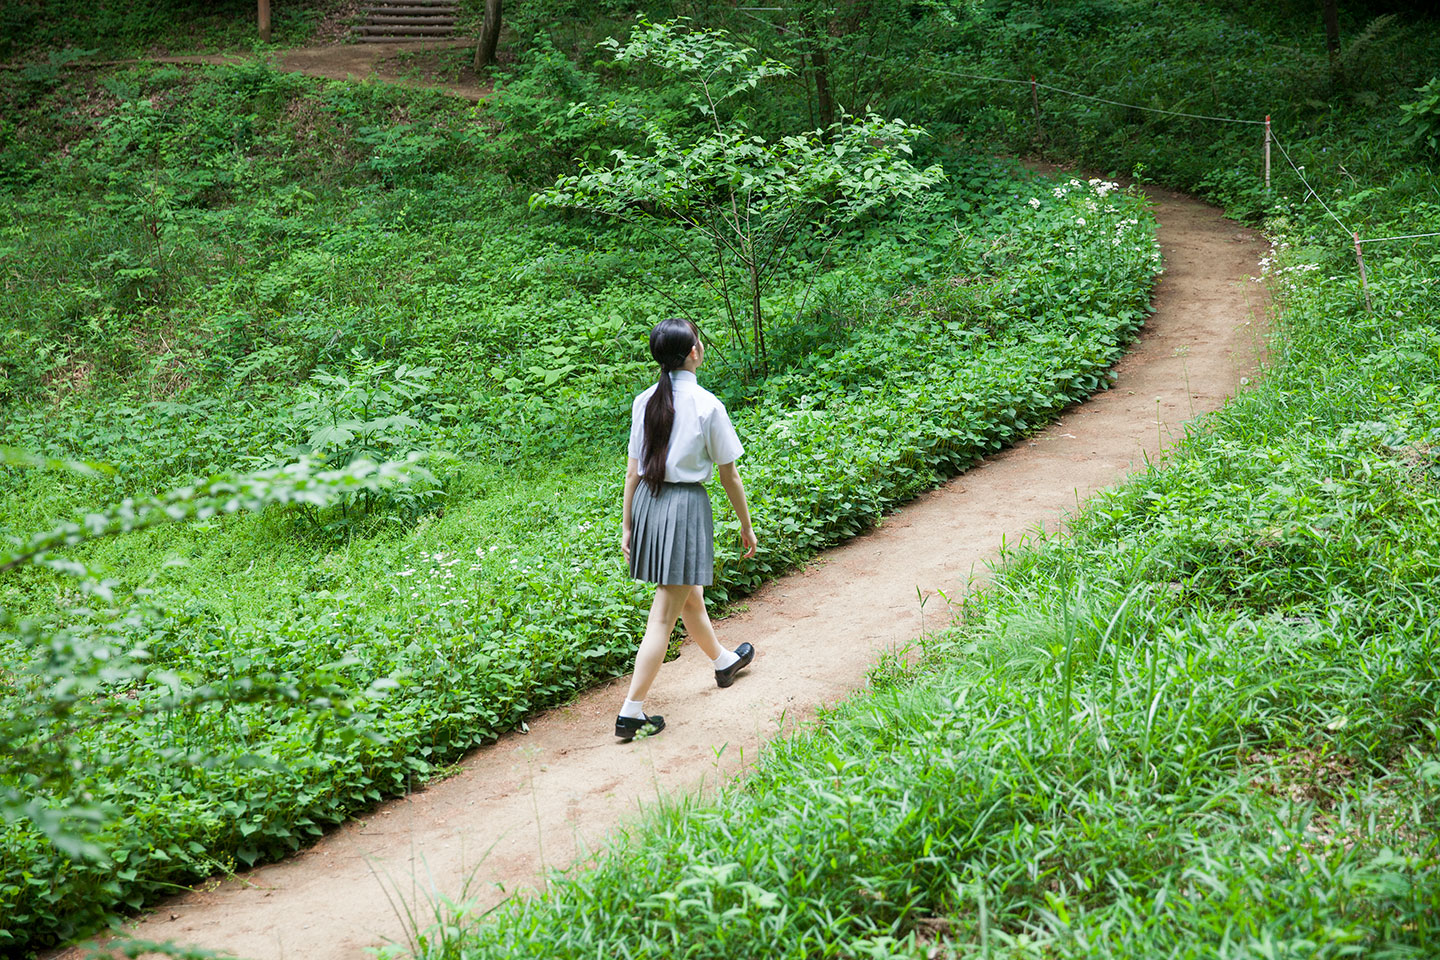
[679,585,724,660]
[625,584,690,703]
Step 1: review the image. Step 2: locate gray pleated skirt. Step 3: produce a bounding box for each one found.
[630,481,714,585]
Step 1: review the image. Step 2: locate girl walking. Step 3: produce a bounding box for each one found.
[617,318,758,741]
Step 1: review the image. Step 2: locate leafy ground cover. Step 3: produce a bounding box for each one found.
[0,38,1161,955]
[401,2,1440,957]
[0,0,381,59]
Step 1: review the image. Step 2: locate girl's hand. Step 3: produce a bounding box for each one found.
[740,524,757,559]
[621,525,632,563]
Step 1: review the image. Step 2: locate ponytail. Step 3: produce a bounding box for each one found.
[641,318,698,496]
[641,372,674,496]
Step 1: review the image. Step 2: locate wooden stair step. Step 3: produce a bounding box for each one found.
[355,35,447,42]
[356,24,457,34]
[366,14,457,24]
[360,6,458,14]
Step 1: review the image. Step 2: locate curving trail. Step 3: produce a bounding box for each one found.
[58,185,1268,960]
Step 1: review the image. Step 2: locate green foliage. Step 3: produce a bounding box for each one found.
[0,0,330,58]
[704,175,1158,599]
[1332,14,1406,94]
[19,5,1384,952]
[474,36,609,182]
[0,454,427,946]
[1399,76,1440,153]
[277,353,448,537]
[531,19,944,379]
[15,46,97,88]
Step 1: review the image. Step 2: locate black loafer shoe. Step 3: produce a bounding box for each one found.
[715,642,755,689]
[615,714,665,741]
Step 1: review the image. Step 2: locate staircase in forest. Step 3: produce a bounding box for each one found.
[354,0,458,42]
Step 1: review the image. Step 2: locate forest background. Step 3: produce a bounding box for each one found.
[1,0,1438,956]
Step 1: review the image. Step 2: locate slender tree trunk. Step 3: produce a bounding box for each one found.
[258,0,271,43]
[798,8,836,138]
[812,43,835,135]
[800,51,815,130]
[1322,0,1340,66]
[748,259,766,376]
[473,0,503,73]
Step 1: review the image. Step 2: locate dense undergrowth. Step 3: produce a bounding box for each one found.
[393,1,1440,958]
[1,0,338,59]
[0,21,1165,954]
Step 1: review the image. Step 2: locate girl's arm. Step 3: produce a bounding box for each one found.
[716,461,758,558]
[621,457,641,562]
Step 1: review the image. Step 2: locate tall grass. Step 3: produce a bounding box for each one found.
[409,549,1440,956]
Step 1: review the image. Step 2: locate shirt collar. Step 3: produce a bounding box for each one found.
[669,370,698,385]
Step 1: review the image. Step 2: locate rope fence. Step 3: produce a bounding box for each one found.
[1028,78,1268,126]
[1267,128,1353,236]
[1357,231,1440,244]
[908,60,1436,312]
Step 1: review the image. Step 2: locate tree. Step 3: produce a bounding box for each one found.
[474,0,503,73]
[795,2,837,137]
[530,19,943,380]
[1323,0,1341,66]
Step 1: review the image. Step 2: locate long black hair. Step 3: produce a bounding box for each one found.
[641,318,698,496]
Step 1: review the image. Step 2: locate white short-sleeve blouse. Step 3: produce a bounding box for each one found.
[628,370,744,484]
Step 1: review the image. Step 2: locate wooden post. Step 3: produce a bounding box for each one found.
[1353,232,1372,313]
[1030,76,1041,139]
[258,0,271,43]
[1264,115,1271,197]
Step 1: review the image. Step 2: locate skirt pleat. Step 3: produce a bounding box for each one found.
[630,481,714,586]
[663,488,687,584]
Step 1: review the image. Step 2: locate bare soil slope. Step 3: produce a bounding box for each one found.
[59,186,1268,960]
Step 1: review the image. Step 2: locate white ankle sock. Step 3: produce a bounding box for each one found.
[712,648,740,670]
[620,699,647,719]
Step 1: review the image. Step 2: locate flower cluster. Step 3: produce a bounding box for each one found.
[1049,177,1118,200]
[1023,174,1160,271]
[1253,231,1321,292]
[390,548,490,607]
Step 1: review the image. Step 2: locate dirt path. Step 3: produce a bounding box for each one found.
[151,40,491,102]
[60,187,1267,960]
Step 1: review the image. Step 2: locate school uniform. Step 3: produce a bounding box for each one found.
[627,370,744,586]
